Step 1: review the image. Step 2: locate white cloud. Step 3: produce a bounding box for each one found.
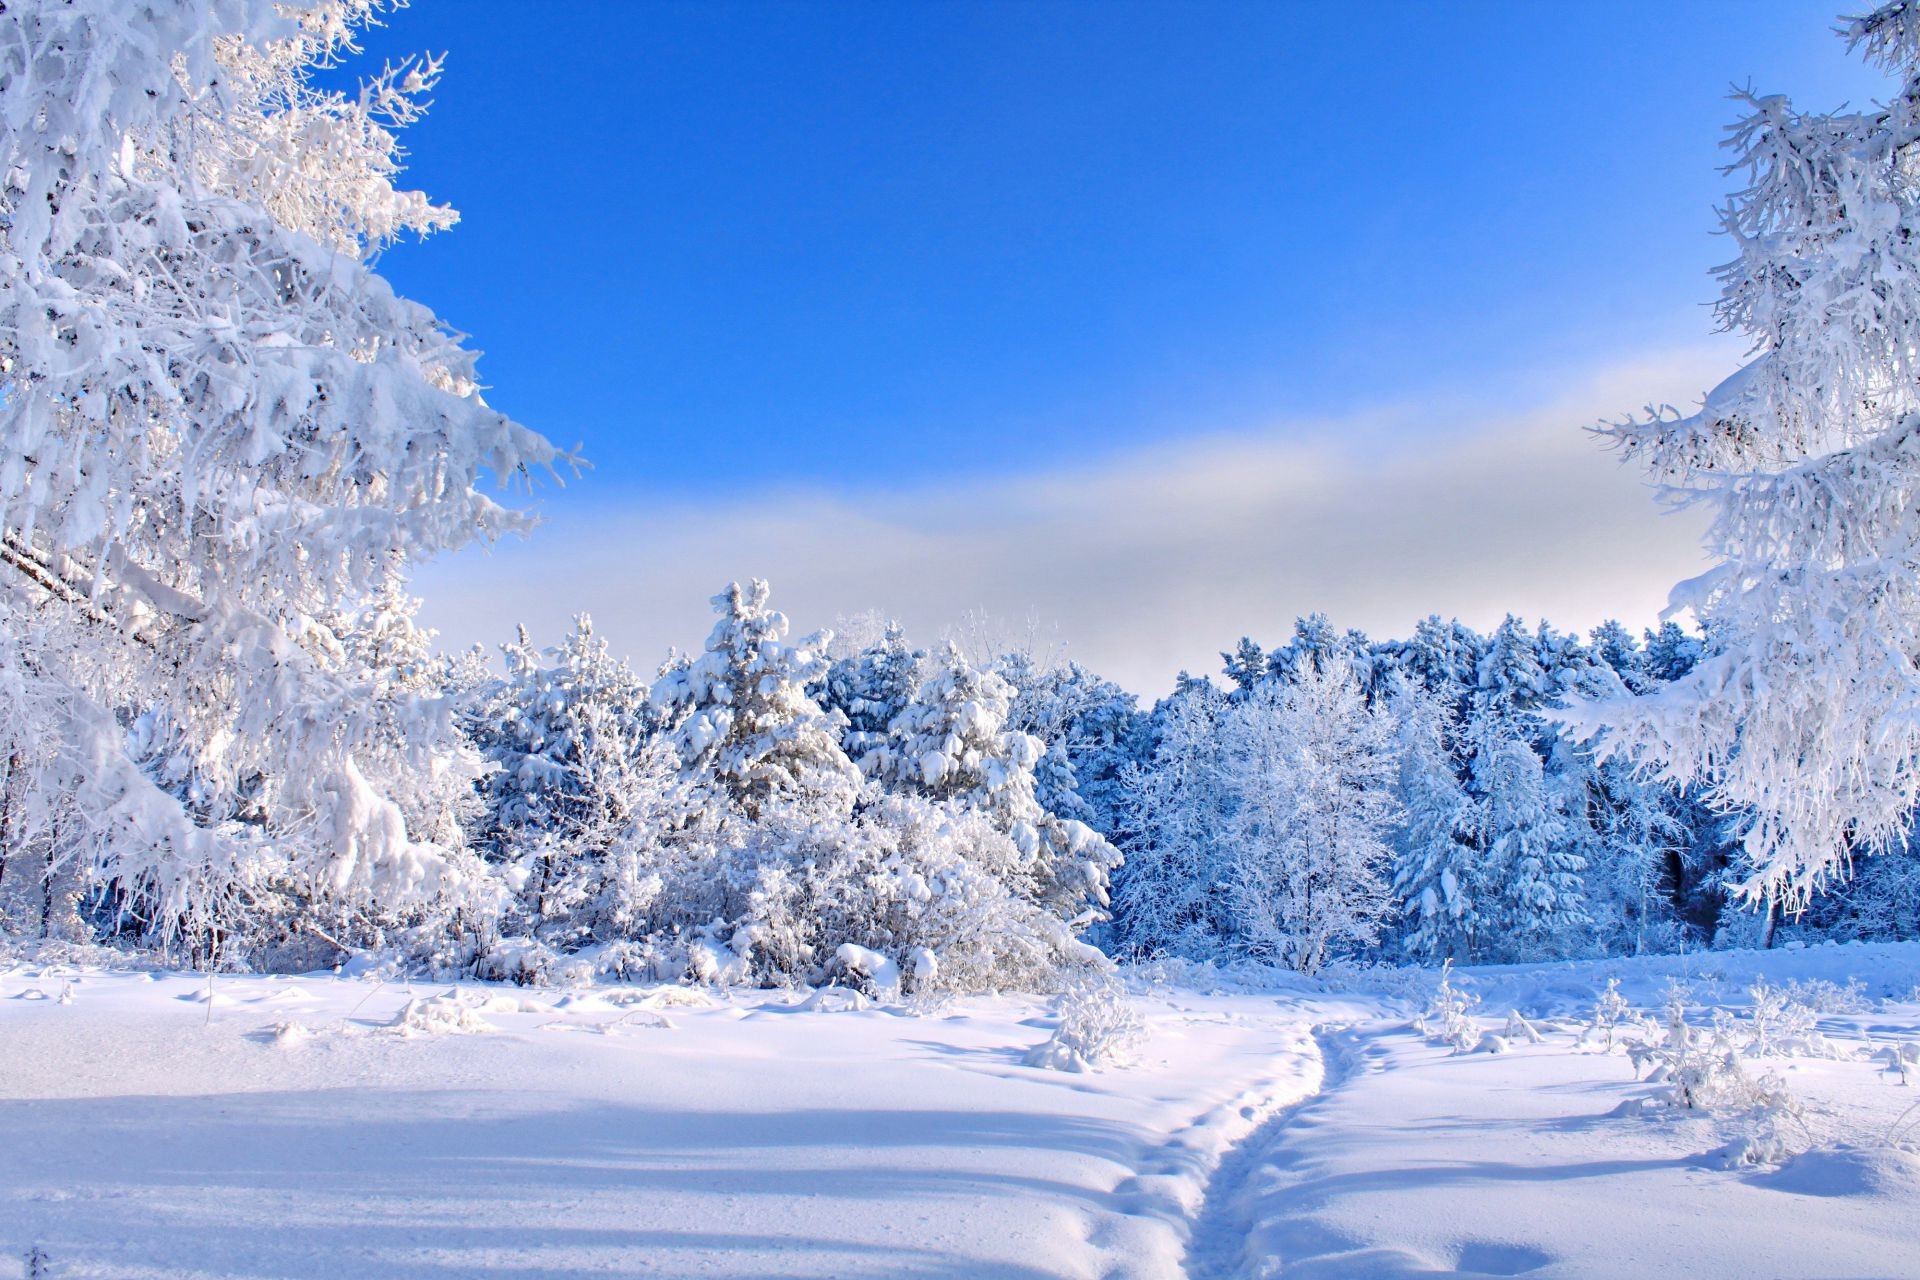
[414,345,1731,697]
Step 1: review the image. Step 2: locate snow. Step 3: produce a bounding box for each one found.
[0,959,1319,1279]
[3,943,1917,1278]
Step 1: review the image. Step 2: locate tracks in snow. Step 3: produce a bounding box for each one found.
[1178,1023,1363,1280]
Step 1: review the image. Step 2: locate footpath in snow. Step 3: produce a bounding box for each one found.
[1190,942,1920,1279]
[3,941,1919,1278]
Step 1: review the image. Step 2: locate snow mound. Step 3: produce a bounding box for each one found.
[268,1020,315,1049]
[1757,1145,1920,1199]
[387,992,496,1038]
[175,989,241,1008]
[786,987,870,1014]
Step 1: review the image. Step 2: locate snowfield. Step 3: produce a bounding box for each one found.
[3,943,1918,1280]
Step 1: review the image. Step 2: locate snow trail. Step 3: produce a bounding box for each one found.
[1178,1023,1355,1280]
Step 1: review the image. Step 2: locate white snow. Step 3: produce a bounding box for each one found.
[3,942,1917,1278]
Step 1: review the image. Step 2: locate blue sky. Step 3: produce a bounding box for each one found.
[354,2,1889,692]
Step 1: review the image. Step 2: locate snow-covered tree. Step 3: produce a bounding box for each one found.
[876,642,1118,924]
[1479,737,1590,961]
[337,580,487,856]
[1388,676,1479,964]
[652,581,862,825]
[471,615,662,943]
[820,621,923,770]
[1109,674,1230,959]
[1572,3,1920,906]
[999,655,1141,836]
[1217,657,1400,973]
[0,1,557,946]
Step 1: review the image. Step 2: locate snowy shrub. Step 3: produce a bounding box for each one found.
[1630,1012,1774,1112]
[1628,1001,1809,1165]
[1023,969,1146,1072]
[1415,962,1480,1052]
[1777,977,1871,1015]
[1744,981,1819,1057]
[1582,977,1634,1050]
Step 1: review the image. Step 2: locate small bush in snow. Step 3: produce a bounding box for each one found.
[1581,977,1633,1050]
[1628,1004,1807,1165]
[1778,977,1871,1015]
[1745,980,1818,1056]
[1024,970,1146,1072]
[1415,961,1479,1053]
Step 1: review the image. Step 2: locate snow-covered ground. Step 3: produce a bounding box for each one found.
[3,943,1917,1279]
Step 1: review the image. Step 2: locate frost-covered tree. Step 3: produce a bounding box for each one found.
[1572,3,1920,906]
[1221,637,1268,698]
[820,620,923,770]
[337,580,487,856]
[1109,674,1230,959]
[999,655,1141,836]
[652,581,862,826]
[0,1,556,946]
[471,615,661,942]
[1388,676,1479,964]
[1217,657,1399,973]
[875,642,1118,924]
[1479,737,1590,961]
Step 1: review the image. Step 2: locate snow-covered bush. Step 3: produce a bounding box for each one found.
[1415,962,1480,1053]
[1023,969,1146,1072]
[1582,978,1634,1050]
[1745,981,1819,1057]
[1777,976,1871,1015]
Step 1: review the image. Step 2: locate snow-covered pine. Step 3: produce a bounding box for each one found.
[999,654,1142,837]
[1388,674,1480,965]
[819,620,923,773]
[874,641,1119,925]
[1217,656,1400,973]
[0,0,558,947]
[1109,673,1231,960]
[470,615,665,949]
[337,580,488,860]
[1569,1,1920,907]
[1478,736,1592,962]
[651,581,863,826]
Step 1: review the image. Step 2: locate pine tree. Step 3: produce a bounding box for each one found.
[1221,637,1269,698]
[338,580,488,857]
[652,581,862,826]
[1573,3,1920,905]
[1480,738,1590,961]
[998,655,1139,833]
[1110,674,1230,959]
[1389,676,1479,964]
[471,615,659,944]
[821,621,924,770]
[876,643,1118,923]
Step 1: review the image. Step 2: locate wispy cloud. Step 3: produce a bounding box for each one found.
[415,346,1730,697]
